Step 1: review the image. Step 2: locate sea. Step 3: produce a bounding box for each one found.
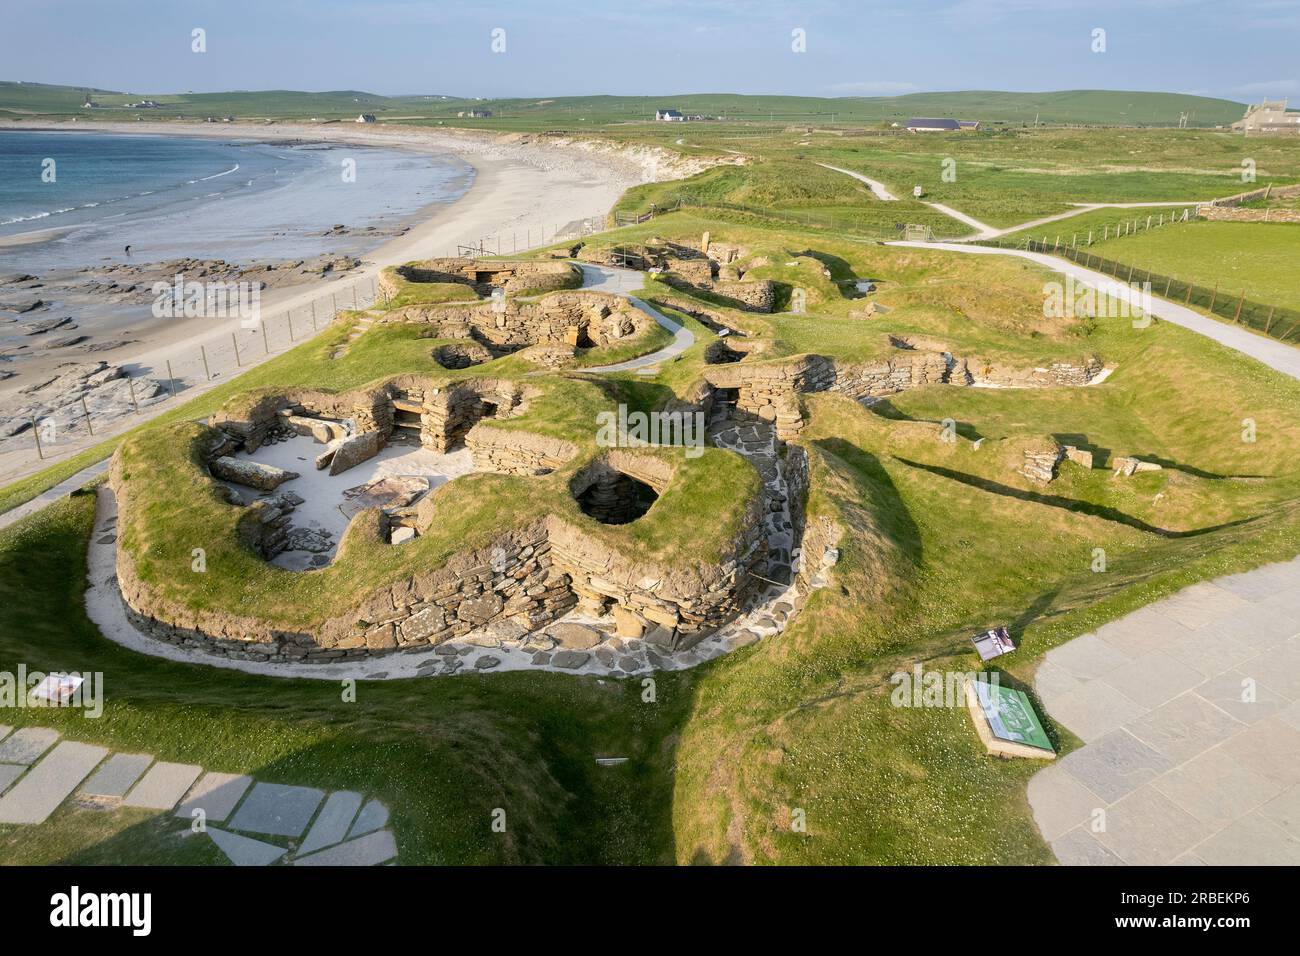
[0,128,473,269]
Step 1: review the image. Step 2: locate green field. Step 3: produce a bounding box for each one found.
[1087,219,1300,310]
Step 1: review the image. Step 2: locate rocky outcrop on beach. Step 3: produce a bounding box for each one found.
[0,361,167,439]
[74,255,362,304]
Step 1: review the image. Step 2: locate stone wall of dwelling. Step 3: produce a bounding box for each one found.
[966,355,1103,387]
[390,258,581,296]
[382,291,645,354]
[465,424,578,476]
[829,352,963,399]
[386,377,532,453]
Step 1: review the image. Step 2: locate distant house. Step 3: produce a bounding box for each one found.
[457,109,493,118]
[958,120,980,130]
[1233,99,1300,136]
[82,99,100,109]
[356,113,377,123]
[126,100,164,109]
[905,117,961,132]
[656,108,685,122]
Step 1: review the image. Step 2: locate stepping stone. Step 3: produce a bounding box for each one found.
[0,741,108,824]
[207,827,286,867]
[347,798,389,839]
[0,727,60,765]
[123,761,203,810]
[294,829,397,866]
[82,753,153,798]
[175,772,253,823]
[298,791,364,854]
[230,782,325,838]
[0,764,25,795]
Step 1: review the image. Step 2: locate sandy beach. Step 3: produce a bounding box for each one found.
[0,119,673,482]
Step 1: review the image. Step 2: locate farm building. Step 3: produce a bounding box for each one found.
[656,108,685,121]
[356,113,377,123]
[1233,99,1300,135]
[457,109,493,118]
[905,117,961,132]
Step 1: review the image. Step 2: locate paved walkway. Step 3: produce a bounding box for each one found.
[1029,561,1300,864]
[0,724,396,865]
[0,459,110,533]
[577,263,695,373]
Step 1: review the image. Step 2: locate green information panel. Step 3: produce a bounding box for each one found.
[972,680,1053,752]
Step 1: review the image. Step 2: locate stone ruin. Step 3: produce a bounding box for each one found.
[386,257,581,297]
[389,289,650,360]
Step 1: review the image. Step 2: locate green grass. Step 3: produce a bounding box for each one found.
[1085,219,1300,310]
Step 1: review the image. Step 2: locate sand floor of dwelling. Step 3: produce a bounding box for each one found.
[222,434,475,570]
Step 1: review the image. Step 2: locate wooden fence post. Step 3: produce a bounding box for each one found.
[232,332,241,367]
[1209,283,1219,312]
[166,360,177,397]
[31,420,44,460]
[82,397,94,435]
[1233,291,1246,324]
[201,345,212,380]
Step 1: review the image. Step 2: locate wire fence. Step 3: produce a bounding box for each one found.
[6,273,381,466]
[1013,205,1199,250]
[974,235,1300,344]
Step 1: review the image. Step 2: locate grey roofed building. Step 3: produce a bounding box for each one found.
[905,117,961,132]
[656,108,685,121]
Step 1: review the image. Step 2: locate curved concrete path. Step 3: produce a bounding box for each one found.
[576,262,695,373]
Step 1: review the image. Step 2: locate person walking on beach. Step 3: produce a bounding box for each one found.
[124,244,132,257]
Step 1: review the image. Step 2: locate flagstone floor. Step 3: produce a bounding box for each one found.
[0,726,396,866]
[1028,556,1300,865]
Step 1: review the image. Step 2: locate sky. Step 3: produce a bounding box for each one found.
[2,0,1297,103]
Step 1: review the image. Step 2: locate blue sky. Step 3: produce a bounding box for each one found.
[3,0,1297,102]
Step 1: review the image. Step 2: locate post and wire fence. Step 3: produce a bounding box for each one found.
[975,227,1300,345]
[9,274,381,465]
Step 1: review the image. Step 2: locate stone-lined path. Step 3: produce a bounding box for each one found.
[0,724,396,866]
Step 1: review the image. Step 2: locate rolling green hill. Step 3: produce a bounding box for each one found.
[0,81,1248,128]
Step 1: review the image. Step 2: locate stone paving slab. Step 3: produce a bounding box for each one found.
[1043,633,1131,681]
[1194,670,1290,724]
[1218,718,1300,788]
[1050,827,1123,866]
[1215,559,1300,602]
[299,790,363,854]
[207,827,286,867]
[1192,812,1300,866]
[1155,582,1252,630]
[293,828,397,866]
[1094,606,1192,655]
[123,761,203,810]
[1058,730,1173,804]
[1151,746,1282,830]
[1094,787,1213,866]
[0,741,108,824]
[1043,680,1146,744]
[82,753,153,798]
[0,764,25,795]
[1245,642,1300,700]
[1206,604,1300,651]
[1124,692,1243,764]
[1024,765,1104,842]
[1100,650,1204,710]
[229,782,324,838]
[175,772,252,823]
[0,727,60,765]
[1163,626,1256,678]
[1256,784,1300,840]
[347,798,389,839]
